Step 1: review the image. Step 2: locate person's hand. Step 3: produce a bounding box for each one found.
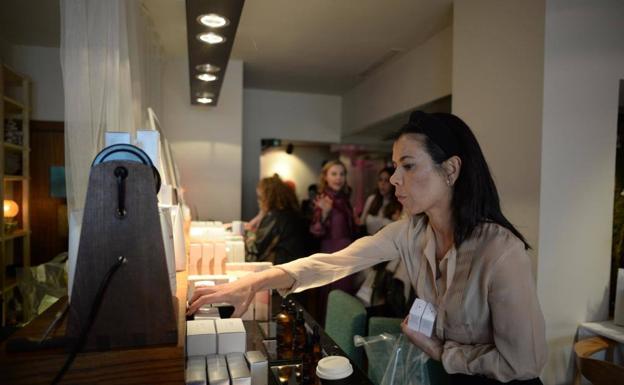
[187,279,255,317]
[400,317,443,361]
[315,195,333,219]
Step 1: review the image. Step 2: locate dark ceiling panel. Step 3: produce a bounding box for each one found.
[186,0,245,106]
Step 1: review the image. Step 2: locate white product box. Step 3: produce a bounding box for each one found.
[104,131,131,147]
[407,298,427,332]
[215,318,246,354]
[186,356,207,385]
[245,351,268,385]
[206,354,229,385]
[201,243,215,274]
[172,204,186,271]
[189,243,202,275]
[159,207,176,294]
[186,319,217,357]
[226,353,251,385]
[407,298,437,338]
[195,305,221,320]
[135,130,162,177]
[213,242,226,274]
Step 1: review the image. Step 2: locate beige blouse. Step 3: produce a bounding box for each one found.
[277,215,547,382]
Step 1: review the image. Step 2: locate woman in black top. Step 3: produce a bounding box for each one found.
[246,174,308,265]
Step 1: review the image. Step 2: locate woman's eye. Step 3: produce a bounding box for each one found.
[402,163,414,171]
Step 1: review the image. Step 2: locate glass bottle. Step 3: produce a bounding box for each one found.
[275,300,294,350]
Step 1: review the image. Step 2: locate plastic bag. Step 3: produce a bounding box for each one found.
[354,333,397,385]
[380,333,431,385]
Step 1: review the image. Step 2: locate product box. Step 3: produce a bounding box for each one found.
[194,305,221,320]
[245,351,268,385]
[407,298,436,337]
[226,352,251,385]
[215,318,246,354]
[185,356,207,385]
[206,354,229,385]
[186,319,217,356]
[104,131,131,147]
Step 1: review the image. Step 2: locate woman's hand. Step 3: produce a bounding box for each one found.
[315,195,333,220]
[400,317,443,361]
[187,279,255,317]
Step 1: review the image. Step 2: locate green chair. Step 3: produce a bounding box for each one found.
[324,290,367,368]
[367,317,402,385]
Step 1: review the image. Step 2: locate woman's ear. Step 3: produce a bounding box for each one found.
[443,156,462,185]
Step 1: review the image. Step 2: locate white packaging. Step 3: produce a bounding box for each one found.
[189,243,202,275]
[202,242,215,274]
[419,303,437,337]
[215,318,246,354]
[135,130,163,179]
[172,204,186,271]
[159,207,176,294]
[206,354,229,385]
[195,305,221,320]
[104,131,131,147]
[407,298,427,332]
[245,351,268,385]
[186,319,217,357]
[226,353,251,385]
[159,183,175,206]
[231,220,244,236]
[186,355,207,385]
[615,268,624,326]
[213,242,226,274]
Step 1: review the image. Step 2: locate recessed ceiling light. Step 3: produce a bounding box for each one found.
[197,73,217,82]
[198,14,229,28]
[197,32,225,45]
[195,64,221,73]
[197,97,213,104]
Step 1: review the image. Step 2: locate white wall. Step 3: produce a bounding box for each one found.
[452,0,545,260]
[342,26,452,135]
[537,1,624,383]
[162,58,243,221]
[8,45,64,121]
[242,89,341,219]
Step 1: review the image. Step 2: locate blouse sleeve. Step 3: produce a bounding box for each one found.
[276,219,407,295]
[309,200,328,238]
[441,241,547,382]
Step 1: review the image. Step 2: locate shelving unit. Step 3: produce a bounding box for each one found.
[0,63,30,327]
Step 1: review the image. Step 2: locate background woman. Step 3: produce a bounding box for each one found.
[246,174,307,265]
[190,111,546,384]
[359,166,402,235]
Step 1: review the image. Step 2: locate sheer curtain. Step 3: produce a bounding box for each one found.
[60,0,163,295]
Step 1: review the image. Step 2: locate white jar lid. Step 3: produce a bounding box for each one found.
[315,356,353,380]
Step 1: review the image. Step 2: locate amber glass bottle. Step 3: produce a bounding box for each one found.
[275,301,294,349]
[294,308,307,352]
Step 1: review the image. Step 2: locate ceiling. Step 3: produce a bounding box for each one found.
[0,0,452,95]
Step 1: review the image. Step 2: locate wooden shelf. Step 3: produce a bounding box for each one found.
[2,229,28,241]
[3,175,28,182]
[3,96,25,113]
[3,142,26,152]
[1,277,17,293]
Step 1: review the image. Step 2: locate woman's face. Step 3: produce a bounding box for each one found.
[390,134,451,216]
[325,164,346,192]
[378,171,392,197]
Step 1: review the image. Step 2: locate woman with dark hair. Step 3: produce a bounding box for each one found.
[189,111,547,384]
[360,166,402,235]
[246,174,307,265]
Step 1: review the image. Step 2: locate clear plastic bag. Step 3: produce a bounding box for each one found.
[380,333,430,385]
[354,332,397,384]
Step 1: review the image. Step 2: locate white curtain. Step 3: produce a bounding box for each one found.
[60,0,163,296]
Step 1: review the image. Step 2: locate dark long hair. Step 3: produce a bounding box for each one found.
[395,111,530,249]
[369,167,400,219]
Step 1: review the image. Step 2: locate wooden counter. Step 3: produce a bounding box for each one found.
[0,272,188,384]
